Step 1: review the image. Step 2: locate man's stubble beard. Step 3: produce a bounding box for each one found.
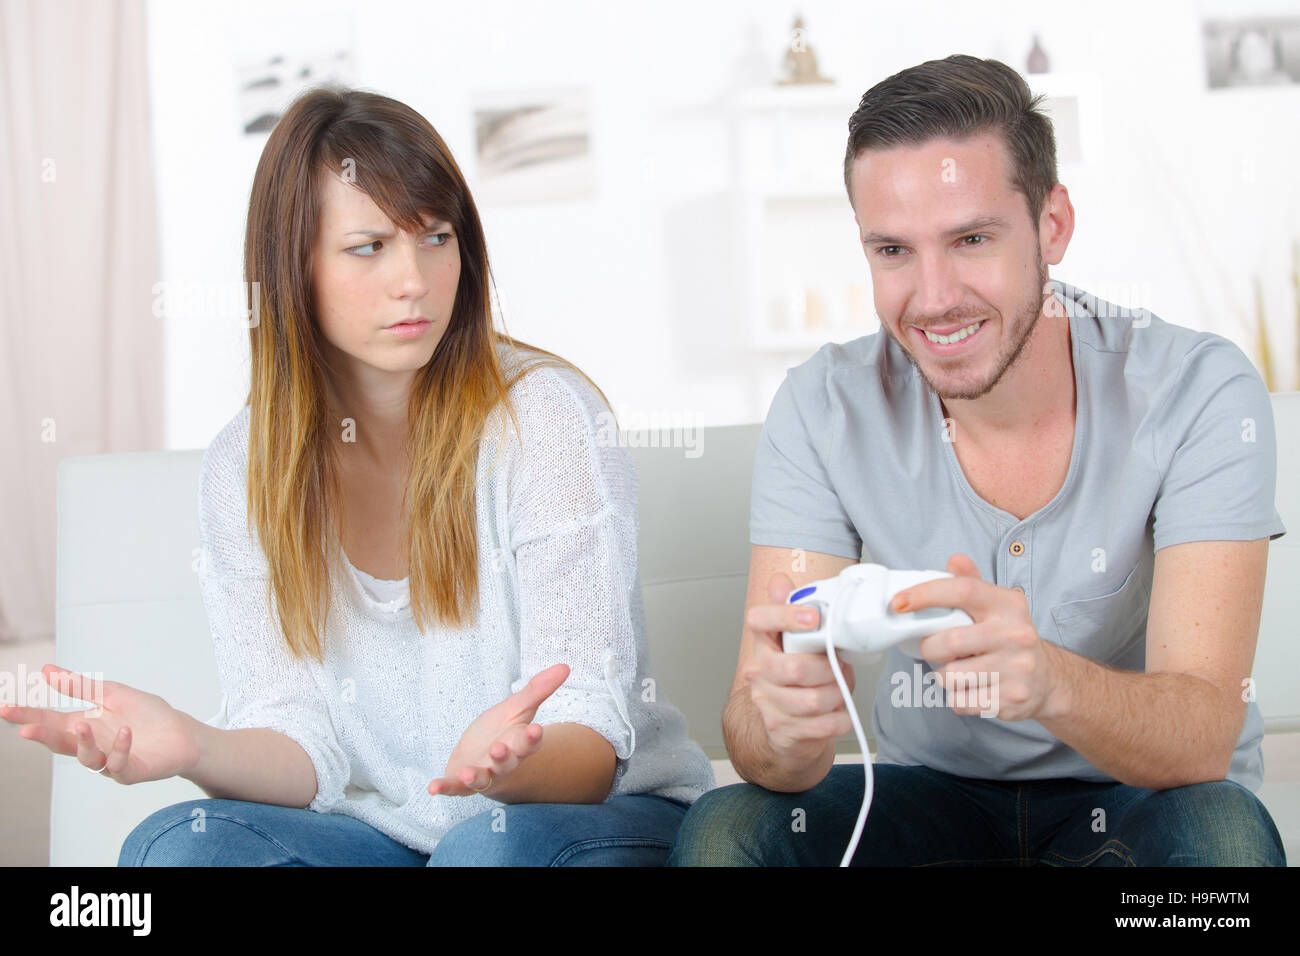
[890,253,1050,403]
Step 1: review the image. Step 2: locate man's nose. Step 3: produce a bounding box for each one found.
[911,253,963,321]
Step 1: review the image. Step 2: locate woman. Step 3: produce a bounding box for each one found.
[3,85,714,865]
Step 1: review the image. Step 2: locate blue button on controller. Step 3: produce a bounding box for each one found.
[789,585,817,603]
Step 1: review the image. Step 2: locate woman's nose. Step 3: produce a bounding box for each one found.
[389,236,430,298]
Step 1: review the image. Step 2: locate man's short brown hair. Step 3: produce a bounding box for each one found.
[844,54,1059,226]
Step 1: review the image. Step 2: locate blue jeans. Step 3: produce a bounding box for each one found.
[118,795,689,866]
[666,764,1287,866]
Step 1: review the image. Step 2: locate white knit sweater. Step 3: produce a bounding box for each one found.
[197,354,715,853]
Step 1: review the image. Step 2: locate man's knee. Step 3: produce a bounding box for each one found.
[668,782,820,866]
[1129,780,1286,866]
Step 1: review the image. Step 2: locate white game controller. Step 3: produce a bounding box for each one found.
[781,563,973,659]
[777,562,976,866]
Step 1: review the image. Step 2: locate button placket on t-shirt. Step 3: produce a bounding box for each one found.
[999,530,1031,607]
[935,288,1090,615]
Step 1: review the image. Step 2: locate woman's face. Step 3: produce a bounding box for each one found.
[311,170,460,383]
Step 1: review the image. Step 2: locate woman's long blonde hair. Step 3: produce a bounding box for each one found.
[242,85,609,663]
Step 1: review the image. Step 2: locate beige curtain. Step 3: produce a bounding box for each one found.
[0,0,162,643]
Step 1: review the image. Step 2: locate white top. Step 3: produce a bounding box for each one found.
[198,351,715,853]
[348,561,407,605]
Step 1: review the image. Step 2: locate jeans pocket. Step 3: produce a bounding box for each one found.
[1049,562,1150,663]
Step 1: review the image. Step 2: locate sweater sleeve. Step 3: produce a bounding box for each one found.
[504,367,640,780]
[197,411,352,813]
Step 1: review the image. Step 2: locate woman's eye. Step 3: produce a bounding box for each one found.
[348,233,451,256]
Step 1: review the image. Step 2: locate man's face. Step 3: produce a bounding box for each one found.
[848,132,1049,403]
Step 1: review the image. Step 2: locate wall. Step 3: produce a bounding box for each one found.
[146,0,1300,448]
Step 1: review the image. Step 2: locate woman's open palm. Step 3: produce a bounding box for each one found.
[428,663,569,798]
[0,664,200,785]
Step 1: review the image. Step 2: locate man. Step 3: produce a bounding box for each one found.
[668,54,1287,866]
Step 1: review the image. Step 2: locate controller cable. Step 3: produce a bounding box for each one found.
[825,627,872,867]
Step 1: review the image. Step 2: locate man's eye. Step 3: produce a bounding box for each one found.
[877,245,904,257]
[961,234,988,246]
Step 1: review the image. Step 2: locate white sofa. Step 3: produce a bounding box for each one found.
[50,395,1300,865]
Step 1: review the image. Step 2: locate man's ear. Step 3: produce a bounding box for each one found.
[1038,183,1074,267]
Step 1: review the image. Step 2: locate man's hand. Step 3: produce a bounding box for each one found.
[428,663,568,798]
[741,572,858,762]
[891,554,1066,722]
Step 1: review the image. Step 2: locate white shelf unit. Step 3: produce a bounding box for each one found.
[730,85,881,355]
[1022,70,1104,170]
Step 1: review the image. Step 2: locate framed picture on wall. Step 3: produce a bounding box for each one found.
[230,10,357,136]
[470,88,594,203]
[1203,17,1300,89]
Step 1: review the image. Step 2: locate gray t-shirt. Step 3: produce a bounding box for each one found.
[751,279,1286,791]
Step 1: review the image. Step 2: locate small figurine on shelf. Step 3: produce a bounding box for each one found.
[1026,34,1050,74]
[778,15,833,85]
